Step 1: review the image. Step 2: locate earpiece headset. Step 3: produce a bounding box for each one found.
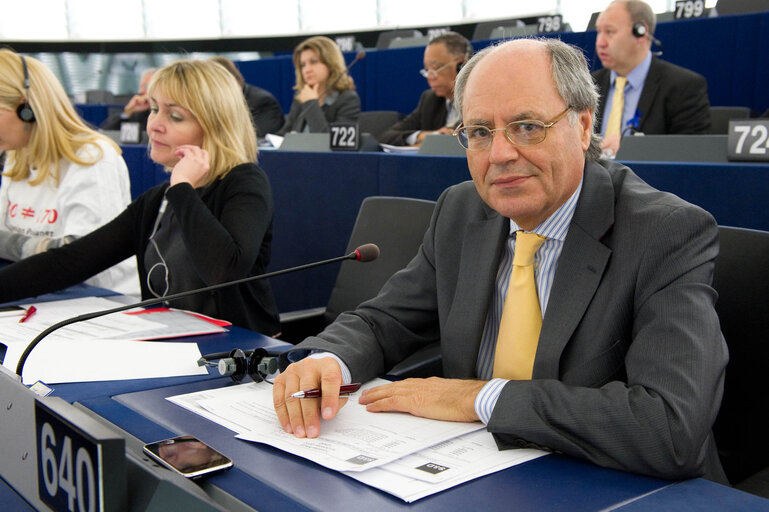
[631,22,648,38]
[632,22,663,56]
[16,55,36,123]
[198,348,279,383]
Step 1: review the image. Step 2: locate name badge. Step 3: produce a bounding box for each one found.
[727,119,769,162]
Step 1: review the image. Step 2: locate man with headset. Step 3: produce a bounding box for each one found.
[593,0,711,156]
[378,31,472,146]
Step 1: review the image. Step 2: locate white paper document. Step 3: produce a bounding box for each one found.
[166,379,547,501]
[171,379,483,472]
[346,430,546,502]
[0,297,216,384]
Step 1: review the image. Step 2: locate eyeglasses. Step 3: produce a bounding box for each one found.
[454,107,572,151]
[419,61,453,78]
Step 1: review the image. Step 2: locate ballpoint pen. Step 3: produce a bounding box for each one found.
[18,305,37,323]
[290,383,361,399]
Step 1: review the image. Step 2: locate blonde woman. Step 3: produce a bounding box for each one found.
[0,59,280,335]
[279,36,360,134]
[0,49,138,295]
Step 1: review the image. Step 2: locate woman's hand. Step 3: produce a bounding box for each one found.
[297,83,321,104]
[169,145,210,188]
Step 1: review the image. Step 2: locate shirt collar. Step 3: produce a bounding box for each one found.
[610,51,652,91]
[509,173,584,241]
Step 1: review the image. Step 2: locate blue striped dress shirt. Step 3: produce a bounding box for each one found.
[474,178,583,423]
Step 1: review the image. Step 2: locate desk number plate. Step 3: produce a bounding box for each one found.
[36,402,105,512]
[727,119,769,162]
[330,122,360,151]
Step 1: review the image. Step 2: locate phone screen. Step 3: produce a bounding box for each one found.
[143,435,233,478]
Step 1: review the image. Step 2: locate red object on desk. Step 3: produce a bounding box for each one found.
[18,305,36,323]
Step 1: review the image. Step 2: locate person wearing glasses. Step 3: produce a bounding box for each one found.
[378,32,472,146]
[0,59,280,335]
[278,36,360,135]
[274,38,728,484]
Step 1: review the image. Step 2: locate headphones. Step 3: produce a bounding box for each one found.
[16,55,36,124]
[631,22,648,38]
[632,22,663,56]
[456,61,464,74]
[198,348,279,383]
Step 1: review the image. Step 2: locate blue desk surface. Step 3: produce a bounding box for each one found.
[70,376,768,512]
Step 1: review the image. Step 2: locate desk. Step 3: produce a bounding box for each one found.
[119,145,769,313]
[2,292,768,510]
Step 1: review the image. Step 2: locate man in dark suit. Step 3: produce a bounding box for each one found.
[210,57,284,138]
[274,37,728,483]
[593,0,710,156]
[100,68,155,132]
[378,32,472,146]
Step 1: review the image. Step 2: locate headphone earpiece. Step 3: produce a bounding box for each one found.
[456,61,464,74]
[213,348,279,383]
[632,22,648,38]
[16,55,36,124]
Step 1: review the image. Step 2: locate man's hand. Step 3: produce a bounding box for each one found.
[169,145,210,188]
[273,356,348,438]
[124,93,150,115]
[358,377,485,422]
[600,133,621,158]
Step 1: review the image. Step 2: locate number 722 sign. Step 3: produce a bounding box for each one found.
[728,119,769,162]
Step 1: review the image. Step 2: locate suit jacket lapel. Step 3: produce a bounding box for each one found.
[534,162,615,378]
[444,206,508,378]
[636,58,661,133]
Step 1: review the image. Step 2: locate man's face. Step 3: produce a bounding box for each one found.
[595,2,647,76]
[422,43,460,99]
[461,41,591,231]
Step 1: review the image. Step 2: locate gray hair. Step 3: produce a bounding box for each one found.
[428,31,473,61]
[455,37,602,161]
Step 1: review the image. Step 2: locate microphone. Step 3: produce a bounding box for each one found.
[14,243,380,380]
[317,49,365,98]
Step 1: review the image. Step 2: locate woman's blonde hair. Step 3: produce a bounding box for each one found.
[292,36,355,94]
[0,49,121,186]
[148,59,257,186]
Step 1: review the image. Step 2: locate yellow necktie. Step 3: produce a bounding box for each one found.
[493,231,546,380]
[605,76,628,136]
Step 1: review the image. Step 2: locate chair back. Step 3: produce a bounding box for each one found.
[358,110,401,139]
[712,226,769,484]
[324,196,436,323]
[708,106,751,134]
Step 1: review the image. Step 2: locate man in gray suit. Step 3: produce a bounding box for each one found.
[274,37,728,483]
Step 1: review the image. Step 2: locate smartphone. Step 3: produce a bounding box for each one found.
[143,435,233,478]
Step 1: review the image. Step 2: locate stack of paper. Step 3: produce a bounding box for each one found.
[167,379,546,502]
[0,297,221,384]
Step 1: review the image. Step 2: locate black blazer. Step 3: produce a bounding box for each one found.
[593,56,710,135]
[243,84,284,137]
[378,89,449,145]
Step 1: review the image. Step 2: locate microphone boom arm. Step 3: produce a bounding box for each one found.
[14,244,379,378]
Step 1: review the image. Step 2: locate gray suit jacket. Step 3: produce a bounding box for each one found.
[291,160,728,483]
[278,89,360,135]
